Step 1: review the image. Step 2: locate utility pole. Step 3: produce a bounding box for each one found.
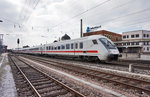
[17,38,20,51]
[80,19,83,38]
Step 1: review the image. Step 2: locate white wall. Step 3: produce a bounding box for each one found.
[122,30,150,40]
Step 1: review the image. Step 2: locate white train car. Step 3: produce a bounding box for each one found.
[16,35,120,62]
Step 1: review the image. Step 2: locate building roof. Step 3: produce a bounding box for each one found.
[114,39,150,43]
[84,30,122,36]
[122,30,150,34]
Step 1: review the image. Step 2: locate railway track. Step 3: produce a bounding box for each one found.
[21,55,150,95]
[9,55,85,97]
[106,61,150,70]
[21,54,150,70]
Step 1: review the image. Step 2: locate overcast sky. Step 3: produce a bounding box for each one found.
[0,0,150,49]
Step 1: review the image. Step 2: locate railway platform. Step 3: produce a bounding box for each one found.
[119,59,150,64]
[0,53,17,97]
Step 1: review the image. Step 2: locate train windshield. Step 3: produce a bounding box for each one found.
[99,38,116,49]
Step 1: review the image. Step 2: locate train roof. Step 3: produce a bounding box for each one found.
[45,35,105,45]
[19,35,106,50]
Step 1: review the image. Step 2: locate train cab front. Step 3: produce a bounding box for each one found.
[99,38,120,61]
[107,49,120,61]
[107,54,119,61]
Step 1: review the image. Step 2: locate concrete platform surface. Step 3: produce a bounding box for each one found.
[0,53,17,97]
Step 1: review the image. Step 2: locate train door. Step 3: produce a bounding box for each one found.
[74,42,78,56]
[73,43,75,56]
[40,47,43,54]
[71,43,75,56]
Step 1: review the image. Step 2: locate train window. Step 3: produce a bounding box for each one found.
[52,47,53,50]
[66,44,70,49]
[54,47,57,50]
[61,45,65,49]
[46,47,49,50]
[99,38,116,49]
[80,42,83,49]
[92,40,98,44]
[40,47,42,50]
[75,43,78,49]
[49,46,51,50]
[71,43,74,49]
[58,46,60,50]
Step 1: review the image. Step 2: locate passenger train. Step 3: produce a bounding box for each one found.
[15,35,120,62]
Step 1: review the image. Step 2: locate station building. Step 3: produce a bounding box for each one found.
[83,30,122,42]
[114,30,150,54]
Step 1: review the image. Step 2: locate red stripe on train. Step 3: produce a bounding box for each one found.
[25,50,98,53]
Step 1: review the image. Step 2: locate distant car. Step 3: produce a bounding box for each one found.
[15,35,120,62]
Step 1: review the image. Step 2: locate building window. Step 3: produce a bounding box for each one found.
[127,35,129,38]
[80,42,83,49]
[131,35,134,38]
[136,34,139,38]
[147,34,149,37]
[116,37,118,41]
[119,43,122,46]
[144,34,146,37]
[147,47,149,51]
[123,43,126,45]
[110,35,112,39]
[147,42,149,45]
[127,42,130,45]
[123,35,126,39]
[136,42,139,45]
[131,42,134,45]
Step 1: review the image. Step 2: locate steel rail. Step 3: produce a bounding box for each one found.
[14,55,86,97]
[9,56,41,97]
[22,55,150,94]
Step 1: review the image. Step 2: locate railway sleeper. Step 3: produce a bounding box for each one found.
[27,76,46,80]
[32,80,53,86]
[35,83,57,90]
[41,89,68,97]
[38,86,62,94]
[30,78,50,83]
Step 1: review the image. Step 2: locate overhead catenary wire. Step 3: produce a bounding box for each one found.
[23,0,40,25]
[94,7,150,25]
[3,0,150,35]
[24,0,134,32]
[52,0,111,28]
[84,0,136,20]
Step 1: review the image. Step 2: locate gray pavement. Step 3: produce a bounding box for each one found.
[0,53,17,97]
